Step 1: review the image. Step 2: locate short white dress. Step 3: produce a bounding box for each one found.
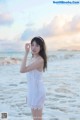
[26,58,46,110]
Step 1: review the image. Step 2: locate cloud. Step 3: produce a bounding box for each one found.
[40,15,80,36]
[20,15,80,41]
[20,28,36,40]
[1,14,80,51]
[70,15,80,31]
[0,13,13,26]
[20,15,80,51]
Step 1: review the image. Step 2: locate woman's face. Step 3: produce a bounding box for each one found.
[31,41,40,55]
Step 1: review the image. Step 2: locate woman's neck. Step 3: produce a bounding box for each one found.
[33,54,39,58]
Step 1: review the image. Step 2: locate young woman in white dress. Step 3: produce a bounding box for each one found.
[20,36,47,120]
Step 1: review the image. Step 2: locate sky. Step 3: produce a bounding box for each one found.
[0,0,80,51]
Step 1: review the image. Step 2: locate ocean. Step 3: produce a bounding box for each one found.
[0,50,80,120]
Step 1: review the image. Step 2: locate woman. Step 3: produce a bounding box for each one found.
[20,36,47,120]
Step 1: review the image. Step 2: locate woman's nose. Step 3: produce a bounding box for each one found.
[32,47,36,51]
[33,46,36,49]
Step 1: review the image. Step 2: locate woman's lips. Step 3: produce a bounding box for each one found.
[32,50,36,52]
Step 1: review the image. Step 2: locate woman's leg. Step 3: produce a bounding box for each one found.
[36,108,43,120]
[31,108,43,120]
[31,108,37,120]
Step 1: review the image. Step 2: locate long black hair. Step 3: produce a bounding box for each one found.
[31,36,47,71]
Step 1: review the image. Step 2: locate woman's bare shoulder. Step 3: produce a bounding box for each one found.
[37,56,44,63]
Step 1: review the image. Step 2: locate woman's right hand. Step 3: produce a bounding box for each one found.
[25,43,30,54]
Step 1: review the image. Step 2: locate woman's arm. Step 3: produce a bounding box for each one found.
[20,43,44,73]
[20,52,28,73]
[20,43,30,73]
[20,57,43,73]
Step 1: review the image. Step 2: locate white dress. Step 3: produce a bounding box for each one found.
[26,58,46,110]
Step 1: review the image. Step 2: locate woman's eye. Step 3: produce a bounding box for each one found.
[31,43,39,47]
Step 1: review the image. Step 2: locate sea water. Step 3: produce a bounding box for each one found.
[0,50,80,120]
